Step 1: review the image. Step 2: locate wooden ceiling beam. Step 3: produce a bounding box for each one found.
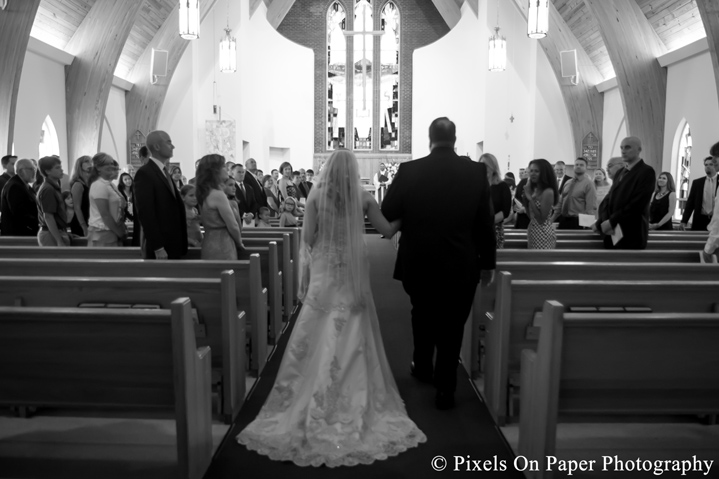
[696,0,719,113]
[511,0,604,160]
[431,0,461,30]
[125,0,219,162]
[267,0,296,29]
[583,0,667,171]
[0,0,42,155]
[64,0,144,165]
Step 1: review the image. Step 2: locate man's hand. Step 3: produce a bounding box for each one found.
[701,250,716,263]
[480,269,495,287]
[600,219,614,236]
[678,223,687,231]
[154,247,168,260]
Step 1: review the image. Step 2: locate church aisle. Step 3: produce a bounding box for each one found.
[205,235,522,478]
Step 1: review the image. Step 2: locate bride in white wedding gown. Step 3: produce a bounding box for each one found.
[237,149,426,467]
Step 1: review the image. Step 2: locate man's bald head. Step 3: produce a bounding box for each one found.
[429,117,456,150]
[620,136,642,164]
[146,130,174,162]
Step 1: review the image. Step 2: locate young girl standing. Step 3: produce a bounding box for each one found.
[181,185,203,247]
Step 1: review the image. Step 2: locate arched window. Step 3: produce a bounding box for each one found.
[327,1,347,151]
[326,0,401,152]
[380,1,399,150]
[675,122,692,219]
[38,115,59,159]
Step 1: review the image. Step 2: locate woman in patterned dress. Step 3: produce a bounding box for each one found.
[524,159,559,249]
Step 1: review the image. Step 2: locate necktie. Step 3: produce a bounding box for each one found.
[163,166,176,197]
[239,183,246,200]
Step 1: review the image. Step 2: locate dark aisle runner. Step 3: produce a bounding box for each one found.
[205,235,523,479]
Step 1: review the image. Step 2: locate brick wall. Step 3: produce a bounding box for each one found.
[278,0,449,154]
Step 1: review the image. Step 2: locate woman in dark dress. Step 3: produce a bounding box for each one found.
[649,171,677,231]
[513,167,531,229]
[69,155,92,236]
[479,153,512,249]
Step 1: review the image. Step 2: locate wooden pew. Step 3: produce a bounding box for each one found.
[518,300,719,478]
[251,227,301,304]
[243,235,295,320]
[0,244,283,338]
[484,274,719,426]
[495,249,701,262]
[0,271,257,423]
[501,239,707,250]
[0,298,213,479]
[503,230,708,240]
[470,262,719,378]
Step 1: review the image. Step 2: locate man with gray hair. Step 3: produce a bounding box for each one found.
[595,137,655,249]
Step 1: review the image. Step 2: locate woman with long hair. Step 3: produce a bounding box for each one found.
[195,154,243,259]
[479,153,512,248]
[237,149,425,466]
[524,158,559,249]
[277,161,297,201]
[170,166,184,191]
[69,155,92,236]
[117,172,134,222]
[649,171,677,231]
[593,167,611,208]
[86,153,127,247]
[262,174,280,217]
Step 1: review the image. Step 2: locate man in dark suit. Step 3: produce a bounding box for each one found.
[554,161,572,193]
[0,158,39,236]
[597,137,655,249]
[680,156,717,231]
[0,155,17,194]
[297,169,312,198]
[382,117,496,410]
[232,163,258,220]
[243,158,268,209]
[134,130,187,259]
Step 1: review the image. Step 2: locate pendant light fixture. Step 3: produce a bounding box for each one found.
[219,0,236,73]
[527,0,549,39]
[179,0,200,40]
[488,3,506,72]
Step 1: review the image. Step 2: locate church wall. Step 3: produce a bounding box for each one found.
[13,49,68,167]
[278,0,450,155]
[412,1,572,179]
[157,0,314,178]
[601,87,626,166]
[100,86,128,168]
[662,51,719,183]
[412,2,484,161]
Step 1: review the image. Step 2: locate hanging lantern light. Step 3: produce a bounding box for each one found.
[488,26,506,72]
[179,0,200,40]
[527,0,549,39]
[219,27,237,73]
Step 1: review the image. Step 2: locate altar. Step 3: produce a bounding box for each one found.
[313,152,412,180]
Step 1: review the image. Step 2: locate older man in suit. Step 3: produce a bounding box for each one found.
[597,137,655,249]
[680,156,718,231]
[232,163,258,222]
[243,158,267,209]
[382,117,496,410]
[0,158,39,236]
[134,130,187,259]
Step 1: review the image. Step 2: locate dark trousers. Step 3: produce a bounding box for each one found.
[557,215,581,230]
[402,279,477,393]
[691,213,711,231]
[514,213,530,229]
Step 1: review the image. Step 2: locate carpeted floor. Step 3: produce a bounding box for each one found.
[205,235,523,479]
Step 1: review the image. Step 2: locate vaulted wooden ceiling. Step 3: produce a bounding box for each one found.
[28,0,708,83]
[553,0,705,79]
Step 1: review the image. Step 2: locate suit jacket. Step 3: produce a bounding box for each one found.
[298,181,311,198]
[601,159,655,249]
[558,175,572,194]
[0,175,39,236]
[381,147,496,285]
[235,181,258,217]
[134,159,187,259]
[681,175,718,225]
[243,172,267,210]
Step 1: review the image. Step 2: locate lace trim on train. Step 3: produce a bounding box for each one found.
[237,421,427,468]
